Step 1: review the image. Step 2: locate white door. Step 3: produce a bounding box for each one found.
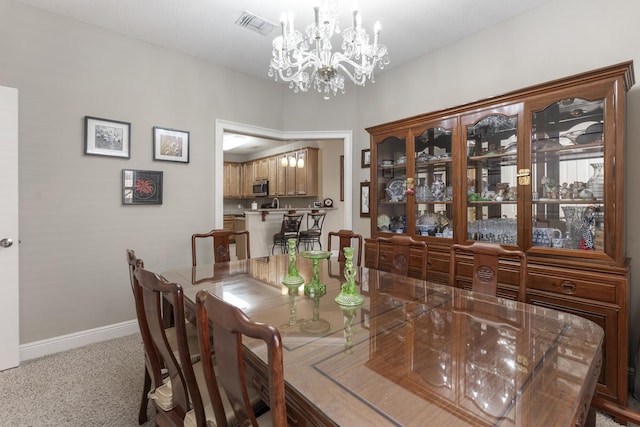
[0,86,19,371]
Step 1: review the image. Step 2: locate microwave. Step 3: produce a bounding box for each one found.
[252,179,269,196]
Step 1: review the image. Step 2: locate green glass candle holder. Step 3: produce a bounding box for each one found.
[301,250,331,297]
[335,247,364,307]
[281,239,304,287]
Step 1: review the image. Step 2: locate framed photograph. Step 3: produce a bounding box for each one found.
[84,116,131,158]
[153,126,190,163]
[122,169,163,205]
[360,182,370,217]
[361,149,371,168]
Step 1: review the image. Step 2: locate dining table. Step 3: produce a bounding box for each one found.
[161,253,604,427]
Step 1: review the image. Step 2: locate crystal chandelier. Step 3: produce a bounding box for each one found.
[268,1,389,99]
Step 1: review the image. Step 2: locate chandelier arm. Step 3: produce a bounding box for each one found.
[275,51,322,82]
[329,53,376,83]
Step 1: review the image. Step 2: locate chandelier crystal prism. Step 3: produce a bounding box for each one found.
[268,1,389,99]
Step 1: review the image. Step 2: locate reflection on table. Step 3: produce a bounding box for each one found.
[162,255,603,427]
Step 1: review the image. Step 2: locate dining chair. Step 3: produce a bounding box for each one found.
[449,241,527,302]
[271,212,304,254]
[327,229,363,266]
[191,229,251,266]
[196,289,287,427]
[130,259,206,426]
[374,235,428,280]
[126,249,153,424]
[298,211,326,250]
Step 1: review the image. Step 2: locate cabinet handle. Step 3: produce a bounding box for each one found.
[560,280,577,294]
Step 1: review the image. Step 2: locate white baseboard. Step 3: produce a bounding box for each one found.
[20,319,140,362]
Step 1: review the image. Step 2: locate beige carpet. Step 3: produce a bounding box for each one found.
[0,333,633,426]
[0,334,154,426]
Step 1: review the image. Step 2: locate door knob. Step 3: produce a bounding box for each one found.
[0,238,13,248]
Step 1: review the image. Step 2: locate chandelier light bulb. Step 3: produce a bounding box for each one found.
[280,156,288,167]
[289,156,297,167]
[297,157,305,168]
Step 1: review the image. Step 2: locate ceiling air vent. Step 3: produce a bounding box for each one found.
[235,11,278,37]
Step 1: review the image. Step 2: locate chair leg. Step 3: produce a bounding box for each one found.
[138,365,151,424]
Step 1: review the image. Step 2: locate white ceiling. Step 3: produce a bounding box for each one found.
[18,0,552,82]
[18,0,552,154]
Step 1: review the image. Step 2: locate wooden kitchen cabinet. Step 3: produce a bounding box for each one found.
[268,157,279,196]
[223,162,242,198]
[364,61,634,410]
[295,148,318,196]
[225,149,319,199]
[242,161,255,198]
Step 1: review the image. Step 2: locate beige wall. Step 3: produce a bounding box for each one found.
[0,1,285,342]
[3,0,640,370]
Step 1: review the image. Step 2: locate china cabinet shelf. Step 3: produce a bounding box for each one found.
[365,61,634,412]
[533,200,603,205]
[468,201,517,205]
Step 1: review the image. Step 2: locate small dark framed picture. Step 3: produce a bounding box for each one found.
[153,126,190,163]
[361,149,371,168]
[84,116,131,159]
[122,169,163,205]
[360,182,370,217]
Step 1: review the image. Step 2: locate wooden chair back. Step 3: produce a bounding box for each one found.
[375,235,428,280]
[449,242,527,302]
[133,266,205,426]
[126,249,153,424]
[327,229,363,266]
[196,289,287,427]
[191,229,250,266]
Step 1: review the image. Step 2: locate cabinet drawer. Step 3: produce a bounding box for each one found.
[527,272,616,303]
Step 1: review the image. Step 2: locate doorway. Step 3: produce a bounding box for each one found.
[215,120,353,230]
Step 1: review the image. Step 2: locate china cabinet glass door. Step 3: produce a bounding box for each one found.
[529,94,607,253]
[375,133,408,234]
[461,105,523,246]
[412,118,456,239]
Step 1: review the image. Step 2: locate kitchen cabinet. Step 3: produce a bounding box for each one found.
[295,148,318,196]
[364,61,634,409]
[225,148,319,199]
[242,161,255,198]
[256,158,269,180]
[268,157,279,196]
[276,154,287,196]
[223,162,242,198]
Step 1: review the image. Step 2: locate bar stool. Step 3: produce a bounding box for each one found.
[272,213,304,254]
[298,211,326,250]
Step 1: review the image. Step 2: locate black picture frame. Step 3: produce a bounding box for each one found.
[122,169,163,205]
[84,116,131,159]
[360,182,370,217]
[153,126,190,163]
[361,149,371,168]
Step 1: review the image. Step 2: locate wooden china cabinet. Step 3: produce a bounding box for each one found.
[364,61,634,412]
